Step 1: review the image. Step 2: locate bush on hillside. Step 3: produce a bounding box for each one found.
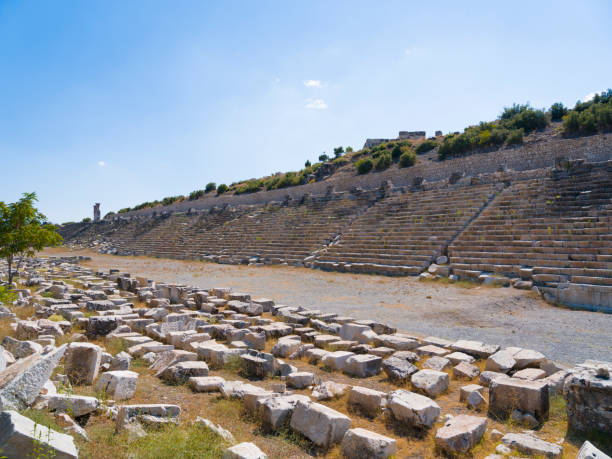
[563,95,612,135]
[505,128,524,145]
[318,153,329,162]
[82,217,91,223]
[355,158,373,174]
[189,189,205,200]
[104,211,115,218]
[415,140,437,154]
[304,160,311,168]
[399,150,417,167]
[374,152,392,171]
[217,184,229,194]
[161,195,184,206]
[550,102,568,121]
[391,144,403,161]
[333,146,344,158]
[205,182,216,193]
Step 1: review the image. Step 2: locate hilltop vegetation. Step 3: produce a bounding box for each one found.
[101,89,611,218]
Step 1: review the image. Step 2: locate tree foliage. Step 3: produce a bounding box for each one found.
[0,192,62,285]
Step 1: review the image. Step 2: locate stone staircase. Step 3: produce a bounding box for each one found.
[313,183,498,275]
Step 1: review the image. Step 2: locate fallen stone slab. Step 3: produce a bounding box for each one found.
[46,393,100,417]
[259,394,310,430]
[116,404,181,431]
[486,350,517,373]
[188,376,225,392]
[501,432,563,458]
[340,427,397,459]
[194,416,235,443]
[0,409,78,459]
[434,415,488,454]
[286,372,315,389]
[96,370,138,400]
[0,344,66,411]
[489,378,549,423]
[322,351,354,371]
[64,342,102,385]
[513,368,546,380]
[388,390,440,428]
[382,356,418,382]
[1,336,42,359]
[411,369,449,397]
[564,366,612,434]
[453,362,480,380]
[223,442,267,459]
[344,354,382,378]
[576,440,611,459]
[459,384,484,402]
[348,386,387,417]
[290,400,351,449]
[451,340,499,358]
[422,356,451,371]
[160,361,209,384]
[375,334,419,351]
[311,381,349,401]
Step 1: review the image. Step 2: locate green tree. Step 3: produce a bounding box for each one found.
[205,182,216,193]
[550,102,568,121]
[0,192,62,285]
[318,153,329,162]
[217,184,229,194]
[333,146,344,158]
[304,160,311,168]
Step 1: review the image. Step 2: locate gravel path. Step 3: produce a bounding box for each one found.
[46,248,612,365]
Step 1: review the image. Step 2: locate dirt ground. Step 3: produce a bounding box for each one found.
[44,247,612,366]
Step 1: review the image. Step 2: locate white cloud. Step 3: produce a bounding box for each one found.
[304,79,322,88]
[583,92,596,102]
[305,98,327,110]
[98,161,105,167]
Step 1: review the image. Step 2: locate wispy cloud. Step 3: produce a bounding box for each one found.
[304,79,322,88]
[98,161,105,167]
[305,99,327,110]
[583,92,596,102]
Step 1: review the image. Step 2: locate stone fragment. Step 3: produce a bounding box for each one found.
[479,371,508,387]
[160,361,209,384]
[459,384,484,402]
[451,340,499,358]
[388,390,440,428]
[434,415,487,454]
[0,345,66,411]
[344,354,382,378]
[46,394,99,417]
[445,352,475,365]
[489,378,549,422]
[467,390,487,410]
[501,432,563,458]
[0,409,78,459]
[486,350,517,373]
[513,368,546,380]
[311,381,349,401]
[109,351,132,371]
[411,369,449,397]
[194,416,235,442]
[116,404,180,431]
[1,337,42,359]
[453,362,480,379]
[223,442,267,459]
[96,370,138,400]
[564,367,612,434]
[382,356,418,382]
[422,356,451,371]
[348,386,387,417]
[259,394,310,430]
[512,348,546,369]
[286,372,315,389]
[322,351,354,371]
[64,342,102,385]
[576,441,610,459]
[340,428,397,459]
[55,412,88,441]
[188,376,225,392]
[290,400,351,448]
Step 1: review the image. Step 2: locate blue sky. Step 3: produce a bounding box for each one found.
[1,1,610,223]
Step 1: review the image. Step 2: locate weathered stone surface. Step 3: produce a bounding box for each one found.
[344,354,382,378]
[340,428,397,459]
[65,342,102,385]
[452,340,500,358]
[388,390,440,428]
[459,384,484,402]
[489,378,549,422]
[311,381,349,401]
[86,315,119,338]
[109,351,132,371]
[501,432,563,458]
[467,390,487,410]
[434,415,487,453]
[290,400,351,448]
[513,368,546,380]
[223,442,267,459]
[188,376,225,392]
[0,345,66,411]
[271,337,301,358]
[259,394,310,430]
[0,409,78,459]
[287,372,315,389]
[1,337,42,359]
[576,440,611,459]
[382,356,418,382]
[46,393,100,417]
[375,334,419,351]
[322,351,354,371]
[96,370,138,400]
[564,367,612,434]
[479,371,509,387]
[512,348,546,369]
[348,386,386,417]
[422,356,451,371]
[486,350,517,373]
[194,416,235,442]
[160,361,209,384]
[411,369,449,397]
[445,352,475,365]
[116,404,180,430]
[453,362,480,380]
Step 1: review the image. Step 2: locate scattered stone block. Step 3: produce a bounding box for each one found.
[223,442,267,459]
[311,381,349,401]
[159,361,209,384]
[435,415,487,454]
[411,369,449,397]
[453,362,480,380]
[467,390,487,410]
[46,394,99,417]
[486,350,517,373]
[290,400,351,449]
[340,428,397,459]
[348,386,387,417]
[451,340,499,358]
[459,384,484,402]
[501,432,563,458]
[286,372,315,389]
[0,409,78,459]
[564,367,612,434]
[445,352,475,365]
[382,356,418,382]
[259,394,310,430]
[388,390,440,428]
[489,378,549,422]
[577,440,610,459]
[322,351,354,371]
[344,354,382,378]
[513,368,546,380]
[188,376,225,392]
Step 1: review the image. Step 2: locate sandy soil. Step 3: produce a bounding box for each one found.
[44,247,612,365]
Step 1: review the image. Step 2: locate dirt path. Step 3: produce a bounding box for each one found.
[44,248,612,365]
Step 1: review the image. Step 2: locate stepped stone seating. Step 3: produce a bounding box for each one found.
[449,162,612,309]
[314,184,497,275]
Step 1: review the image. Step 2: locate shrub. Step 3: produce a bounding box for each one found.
[188,189,204,200]
[374,152,392,171]
[304,160,311,168]
[318,153,329,162]
[415,140,437,154]
[104,212,115,218]
[355,158,373,174]
[563,101,612,135]
[550,102,568,121]
[0,285,17,304]
[81,217,91,223]
[205,182,216,193]
[505,107,547,133]
[217,184,229,194]
[346,146,353,153]
[391,145,403,161]
[399,150,417,167]
[118,208,131,214]
[333,146,344,158]
[506,128,524,145]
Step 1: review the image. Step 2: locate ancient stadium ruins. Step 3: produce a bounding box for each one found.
[1,131,611,458]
